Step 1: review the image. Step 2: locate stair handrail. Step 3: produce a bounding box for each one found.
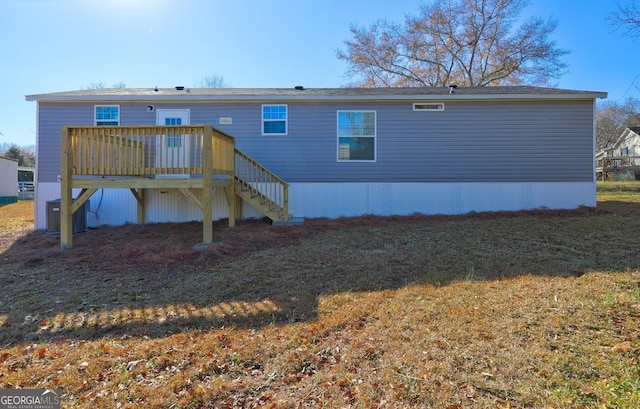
[234,148,289,218]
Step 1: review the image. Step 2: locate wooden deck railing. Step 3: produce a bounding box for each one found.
[59,125,294,249]
[63,125,235,177]
[596,156,640,169]
[235,149,290,219]
[212,129,235,177]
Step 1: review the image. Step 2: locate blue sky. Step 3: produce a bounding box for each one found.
[0,0,636,147]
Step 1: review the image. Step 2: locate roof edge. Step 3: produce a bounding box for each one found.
[26,91,608,103]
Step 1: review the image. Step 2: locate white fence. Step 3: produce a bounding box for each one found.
[18,181,34,199]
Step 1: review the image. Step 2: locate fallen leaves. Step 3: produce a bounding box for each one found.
[2,198,640,407]
[611,341,634,353]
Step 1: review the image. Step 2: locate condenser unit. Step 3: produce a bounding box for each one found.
[46,199,89,234]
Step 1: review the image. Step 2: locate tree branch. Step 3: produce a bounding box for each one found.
[337,0,568,87]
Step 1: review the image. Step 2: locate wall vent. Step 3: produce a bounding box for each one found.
[413,103,445,111]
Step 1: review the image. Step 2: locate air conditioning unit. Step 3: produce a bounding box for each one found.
[46,199,89,234]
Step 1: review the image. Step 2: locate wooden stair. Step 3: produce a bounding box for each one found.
[234,149,294,223]
[235,179,292,222]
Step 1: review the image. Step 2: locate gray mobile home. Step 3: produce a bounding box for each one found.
[26,86,606,239]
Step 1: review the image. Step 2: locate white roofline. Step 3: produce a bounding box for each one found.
[0,156,19,163]
[26,92,607,103]
[611,127,640,149]
[596,127,640,156]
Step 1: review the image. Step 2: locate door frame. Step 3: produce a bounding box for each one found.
[155,109,191,175]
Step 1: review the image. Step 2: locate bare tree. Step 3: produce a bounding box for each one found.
[596,98,640,150]
[198,72,229,88]
[609,0,640,37]
[337,0,568,87]
[83,82,127,90]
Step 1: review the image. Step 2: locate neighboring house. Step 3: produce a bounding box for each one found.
[0,156,18,205]
[26,86,606,246]
[18,166,35,200]
[596,127,640,180]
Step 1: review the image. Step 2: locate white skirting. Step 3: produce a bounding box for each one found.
[287,181,596,218]
[34,183,260,230]
[34,181,596,229]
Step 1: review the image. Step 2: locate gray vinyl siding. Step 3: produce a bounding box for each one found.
[36,99,594,183]
[220,100,594,183]
[37,103,92,183]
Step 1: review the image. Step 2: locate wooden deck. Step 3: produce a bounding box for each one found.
[596,156,640,181]
[60,125,291,249]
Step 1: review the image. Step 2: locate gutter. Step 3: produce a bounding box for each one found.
[26,92,608,103]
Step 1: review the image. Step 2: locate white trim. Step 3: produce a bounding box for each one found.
[261,104,288,136]
[26,90,608,103]
[413,102,444,111]
[592,99,597,183]
[337,110,377,162]
[155,108,191,125]
[33,101,40,229]
[27,94,606,103]
[94,104,120,126]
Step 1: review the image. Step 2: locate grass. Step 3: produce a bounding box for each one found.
[1,187,640,408]
[597,181,640,203]
[0,200,34,252]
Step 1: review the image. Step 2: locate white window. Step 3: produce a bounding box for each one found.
[413,103,444,111]
[95,105,120,126]
[262,104,287,135]
[337,110,376,162]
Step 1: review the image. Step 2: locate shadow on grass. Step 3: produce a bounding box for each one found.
[2,201,640,346]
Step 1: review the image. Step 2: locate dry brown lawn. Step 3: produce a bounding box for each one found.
[1,183,639,408]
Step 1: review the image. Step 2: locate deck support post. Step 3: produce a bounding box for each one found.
[202,126,214,244]
[178,188,203,210]
[227,140,236,228]
[60,127,73,249]
[57,125,241,248]
[227,184,237,227]
[72,188,96,213]
[130,188,146,224]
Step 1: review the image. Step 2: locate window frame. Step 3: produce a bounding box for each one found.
[336,110,377,162]
[261,104,288,136]
[94,105,120,126]
[412,102,445,111]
